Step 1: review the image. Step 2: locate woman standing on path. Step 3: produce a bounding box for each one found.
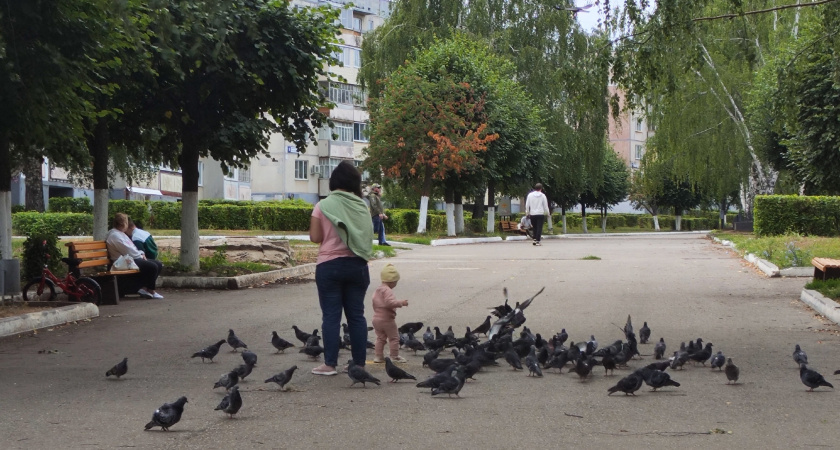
[309,161,374,375]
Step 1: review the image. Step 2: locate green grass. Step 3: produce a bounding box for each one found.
[392,235,432,245]
[373,244,397,257]
[159,248,275,276]
[712,231,840,268]
[805,279,840,301]
[580,255,601,260]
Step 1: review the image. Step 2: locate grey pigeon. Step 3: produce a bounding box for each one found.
[227,329,248,352]
[601,353,616,376]
[292,325,312,345]
[385,357,417,382]
[265,365,298,391]
[607,371,644,396]
[213,370,239,391]
[443,326,455,338]
[404,338,426,353]
[645,370,681,391]
[106,357,128,378]
[525,345,543,377]
[654,338,666,360]
[710,351,725,371]
[670,350,688,370]
[347,360,380,387]
[271,331,294,353]
[423,327,435,343]
[556,329,568,347]
[504,348,523,370]
[144,396,188,431]
[305,330,321,347]
[422,348,441,368]
[690,342,713,365]
[639,322,651,344]
[234,363,254,380]
[573,356,594,381]
[398,322,424,335]
[793,344,808,366]
[214,385,242,418]
[192,339,226,363]
[300,345,324,359]
[586,335,598,354]
[241,350,257,367]
[416,365,457,391]
[473,316,492,336]
[725,358,740,384]
[431,366,466,398]
[800,364,834,391]
[623,314,633,340]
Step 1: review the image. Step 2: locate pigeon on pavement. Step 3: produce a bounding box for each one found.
[607,371,644,396]
[416,365,457,391]
[292,325,312,345]
[525,345,543,377]
[504,348,523,370]
[241,350,257,367]
[305,330,321,348]
[473,316,492,336]
[227,329,248,352]
[793,344,808,366]
[725,358,740,384]
[398,322,424,335]
[385,357,417,382]
[690,342,713,365]
[431,366,466,398]
[639,322,651,344]
[234,363,254,380]
[347,360,381,387]
[106,357,128,378]
[144,396,188,431]
[800,364,834,392]
[213,370,239,391]
[265,365,298,391]
[644,369,681,391]
[271,332,295,353]
[710,351,725,370]
[300,345,324,359]
[192,340,226,363]
[654,338,666,360]
[214,385,242,418]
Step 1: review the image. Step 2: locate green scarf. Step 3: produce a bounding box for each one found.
[318,190,374,261]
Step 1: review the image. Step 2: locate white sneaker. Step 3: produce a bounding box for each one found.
[152,292,164,299]
[137,288,153,299]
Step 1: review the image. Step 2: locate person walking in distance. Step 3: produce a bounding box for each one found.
[368,184,390,246]
[525,183,550,246]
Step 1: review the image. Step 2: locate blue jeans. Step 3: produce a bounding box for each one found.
[372,215,387,244]
[315,256,370,367]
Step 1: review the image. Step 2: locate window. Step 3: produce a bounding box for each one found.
[333,46,361,69]
[354,160,370,181]
[368,20,374,31]
[238,166,250,183]
[635,144,644,160]
[327,82,366,106]
[338,8,353,29]
[294,159,308,180]
[352,17,362,32]
[635,118,643,132]
[354,122,368,142]
[318,122,354,143]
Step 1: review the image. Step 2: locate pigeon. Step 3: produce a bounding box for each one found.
[341,323,352,349]
[654,338,666,360]
[106,357,128,378]
[422,348,441,367]
[428,358,458,373]
[144,396,188,431]
[227,329,248,352]
[670,350,688,370]
[710,351,725,371]
[431,366,466,398]
[305,330,321,348]
[525,345,543,377]
[490,287,513,318]
[607,371,644,396]
[504,348,523,370]
[404,338,426,353]
[573,356,594,381]
[556,329,569,347]
[645,361,671,372]
[385,357,417,382]
[835,370,840,375]
[725,358,740,384]
[601,353,617,376]
[292,325,312,345]
[793,344,808,366]
[645,370,681,391]
[265,365,298,391]
[586,335,598,354]
[639,322,651,344]
[271,332,295,353]
[300,345,324,359]
[234,363,254,380]
[623,314,634,340]
[214,385,242,418]
[213,370,239,391]
[423,327,435,343]
[241,350,257,367]
[690,342,713,365]
[416,365,457,390]
[473,316,492,336]
[398,322,424,335]
[347,360,380,387]
[192,340,226,363]
[800,364,834,391]
[488,287,545,339]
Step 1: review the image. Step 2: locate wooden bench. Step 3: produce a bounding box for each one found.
[812,257,840,282]
[499,220,531,237]
[65,241,140,305]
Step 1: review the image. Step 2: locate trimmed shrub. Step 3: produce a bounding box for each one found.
[11,204,26,213]
[21,223,64,280]
[198,204,253,229]
[149,201,181,229]
[250,206,311,231]
[49,197,93,214]
[109,200,150,225]
[623,214,639,227]
[12,212,93,236]
[387,209,420,234]
[755,195,840,236]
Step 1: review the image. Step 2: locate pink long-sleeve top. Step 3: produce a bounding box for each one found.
[371,284,404,321]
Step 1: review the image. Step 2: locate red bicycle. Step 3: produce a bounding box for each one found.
[22,256,102,305]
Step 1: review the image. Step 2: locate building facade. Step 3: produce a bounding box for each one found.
[608,85,654,171]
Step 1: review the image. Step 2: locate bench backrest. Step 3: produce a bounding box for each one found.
[66,241,110,270]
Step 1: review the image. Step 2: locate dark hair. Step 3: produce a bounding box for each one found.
[534,183,543,191]
[329,160,362,197]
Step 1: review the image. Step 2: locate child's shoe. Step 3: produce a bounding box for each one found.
[391,355,408,363]
[372,356,385,363]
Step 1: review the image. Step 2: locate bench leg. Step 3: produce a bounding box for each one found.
[94,275,119,305]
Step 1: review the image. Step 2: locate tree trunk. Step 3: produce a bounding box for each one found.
[0,134,13,258]
[444,186,455,236]
[22,156,45,212]
[472,187,485,219]
[544,195,553,231]
[653,215,660,231]
[454,192,464,234]
[179,140,201,270]
[581,205,588,234]
[91,119,111,240]
[674,208,682,231]
[486,181,496,233]
[601,206,607,233]
[561,205,567,234]
[417,196,429,233]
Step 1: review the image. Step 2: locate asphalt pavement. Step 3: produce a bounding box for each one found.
[1,233,837,449]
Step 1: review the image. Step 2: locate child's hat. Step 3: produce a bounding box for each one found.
[381,264,400,282]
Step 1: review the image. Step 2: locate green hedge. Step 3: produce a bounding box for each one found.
[149,201,182,229]
[109,200,150,226]
[48,197,93,214]
[12,212,93,236]
[755,195,840,236]
[148,201,313,231]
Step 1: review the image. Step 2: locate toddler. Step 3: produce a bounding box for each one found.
[372,264,409,363]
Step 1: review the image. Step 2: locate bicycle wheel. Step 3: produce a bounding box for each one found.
[74,277,102,305]
[22,278,57,301]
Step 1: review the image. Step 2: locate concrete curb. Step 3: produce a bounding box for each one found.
[745,253,780,277]
[431,237,503,246]
[711,235,810,278]
[158,263,316,290]
[800,289,840,326]
[505,235,567,241]
[0,303,99,338]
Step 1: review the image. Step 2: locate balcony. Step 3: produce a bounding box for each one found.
[316,140,354,159]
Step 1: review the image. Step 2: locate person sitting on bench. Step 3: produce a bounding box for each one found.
[519,215,533,238]
[127,219,159,260]
[105,213,164,299]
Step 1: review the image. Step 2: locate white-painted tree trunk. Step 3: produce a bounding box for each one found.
[486,207,495,233]
[561,214,567,234]
[445,202,455,236]
[653,215,660,231]
[454,204,464,234]
[93,189,110,240]
[601,216,607,233]
[417,196,429,233]
[719,209,726,229]
[180,191,200,270]
[581,213,588,234]
[0,192,11,258]
[675,215,682,231]
[546,213,553,232]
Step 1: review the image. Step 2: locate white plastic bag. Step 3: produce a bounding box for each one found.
[114,255,139,271]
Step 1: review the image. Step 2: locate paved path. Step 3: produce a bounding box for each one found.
[1,234,837,449]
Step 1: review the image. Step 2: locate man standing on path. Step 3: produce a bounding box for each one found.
[369,184,390,246]
[525,183,549,246]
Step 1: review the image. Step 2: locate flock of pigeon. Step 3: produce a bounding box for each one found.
[110,286,836,432]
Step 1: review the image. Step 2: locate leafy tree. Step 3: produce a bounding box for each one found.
[593,149,631,232]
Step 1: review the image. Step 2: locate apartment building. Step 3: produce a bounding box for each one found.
[608,85,654,171]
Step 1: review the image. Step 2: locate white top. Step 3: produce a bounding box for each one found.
[105,228,144,261]
[132,227,151,242]
[525,190,550,216]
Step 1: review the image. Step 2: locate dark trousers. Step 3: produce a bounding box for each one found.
[372,215,386,244]
[315,256,370,367]
[530,214,545,242]
[134,258,163,290]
